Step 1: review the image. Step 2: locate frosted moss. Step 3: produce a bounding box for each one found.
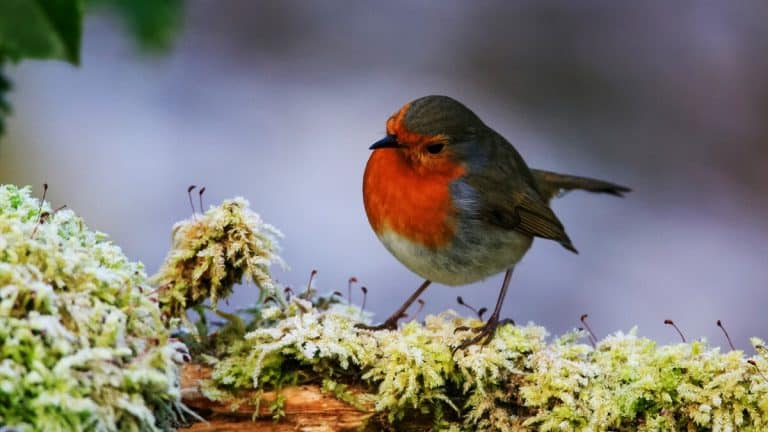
[151,197,284,323]
[205,291,768,431]
[0,185,189,431]
[90,185,767,431]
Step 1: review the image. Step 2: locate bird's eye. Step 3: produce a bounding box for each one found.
[426,143,445,154]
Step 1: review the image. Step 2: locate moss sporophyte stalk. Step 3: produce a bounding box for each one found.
[2,183,768,431]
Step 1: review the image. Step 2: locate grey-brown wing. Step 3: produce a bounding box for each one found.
[476,186,577,253]
[464,132,577,253]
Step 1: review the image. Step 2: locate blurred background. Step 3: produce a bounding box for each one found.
[1,1,767,349]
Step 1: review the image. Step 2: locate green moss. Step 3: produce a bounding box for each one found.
[0,185,189,431]
[321,378,369,412]
[268,392,286,421]
[151,197,283,329]
[142,190,768,431]
[202,292,768,431]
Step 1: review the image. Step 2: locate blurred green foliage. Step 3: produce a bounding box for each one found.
[0,0,183,136]
[0,0,83,134]
[0,67,11,135]
[88,0,184,52]
[0,0,83,64]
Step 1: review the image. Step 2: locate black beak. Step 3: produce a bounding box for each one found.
[369,135,401,150]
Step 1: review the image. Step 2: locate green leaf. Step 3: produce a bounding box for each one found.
[0,63,11,135]
[88,0,183,52]
[0,0,84,65]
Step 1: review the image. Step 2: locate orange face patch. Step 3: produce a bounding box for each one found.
[385,103,409,137]
[363,146,465,250]
[384,103,454,176]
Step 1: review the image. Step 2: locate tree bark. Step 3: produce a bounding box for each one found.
[178,364,375,432]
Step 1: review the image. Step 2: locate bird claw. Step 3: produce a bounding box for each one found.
[452,318,515,354]
[355,319,398,331]
[453,325,471,334]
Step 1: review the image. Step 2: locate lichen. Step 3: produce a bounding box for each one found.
[0,185,190,431]
[204,290,768,431]
[150,197,284,325]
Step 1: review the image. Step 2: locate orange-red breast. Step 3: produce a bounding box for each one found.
[361,95,629,349]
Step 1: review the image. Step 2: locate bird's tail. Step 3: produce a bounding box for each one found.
[531,169,631,202]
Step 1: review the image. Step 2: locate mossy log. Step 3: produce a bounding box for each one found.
[178,364,376,432]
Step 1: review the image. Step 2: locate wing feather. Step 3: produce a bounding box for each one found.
[462,132,578,253]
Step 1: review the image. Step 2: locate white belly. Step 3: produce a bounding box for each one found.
[377,223,533,286]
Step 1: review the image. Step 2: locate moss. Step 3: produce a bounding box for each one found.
[135,188,768,431]
[268,392,287,421]
[151,197,283,329]
[321,378,368,411]
[0,185,189,431]
[202,291,768,431]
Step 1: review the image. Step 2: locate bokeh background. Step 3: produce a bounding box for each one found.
[2,1,767,349]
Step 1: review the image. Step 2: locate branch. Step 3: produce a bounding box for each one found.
[179,364,374,431]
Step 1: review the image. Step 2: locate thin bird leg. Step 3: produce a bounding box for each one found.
[454,267,515,351]
[356,280,431,331]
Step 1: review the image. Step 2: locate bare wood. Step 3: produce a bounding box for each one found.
[178,364,375,432]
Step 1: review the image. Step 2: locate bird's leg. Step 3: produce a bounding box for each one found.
[454,267,515,351]
[356,280,431,331]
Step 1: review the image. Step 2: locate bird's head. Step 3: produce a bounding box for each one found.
[369,95,485,174]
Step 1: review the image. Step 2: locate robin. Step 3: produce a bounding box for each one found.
[360,95,630,350]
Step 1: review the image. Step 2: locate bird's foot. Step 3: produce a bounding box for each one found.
[453,317,515,353]
[355,317,400,331]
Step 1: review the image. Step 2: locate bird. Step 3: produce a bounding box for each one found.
[360,95,630,350]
